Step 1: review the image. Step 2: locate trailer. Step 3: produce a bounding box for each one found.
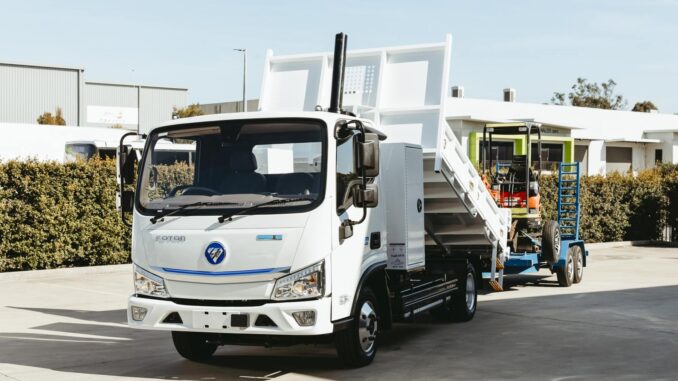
[479,123,588,287]
[118,33,552,368]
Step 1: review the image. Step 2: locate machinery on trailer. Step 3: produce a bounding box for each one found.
[119,33,513,367]
[480,122,587,287]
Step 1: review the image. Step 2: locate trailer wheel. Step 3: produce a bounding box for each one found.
[572,245,584,284]
[556,246,575,287]
[335,287,379,367]
[542,220,560,264]
[171,331,218,362]
[432,263,477,322]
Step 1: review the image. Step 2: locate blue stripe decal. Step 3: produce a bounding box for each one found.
[256,234,283,241]
[160,266,291,276]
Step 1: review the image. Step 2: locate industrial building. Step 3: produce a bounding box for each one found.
[446,88,678,176]
[0,61,187,134]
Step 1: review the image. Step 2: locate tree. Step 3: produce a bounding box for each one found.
[550,78,627,110]
[36,107,66,125]
[172,104,204,119]
[631,101,658,113]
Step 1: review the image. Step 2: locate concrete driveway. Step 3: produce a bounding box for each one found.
[1,245,677,381]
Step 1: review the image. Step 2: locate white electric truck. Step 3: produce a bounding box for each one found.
[119,33,510,367]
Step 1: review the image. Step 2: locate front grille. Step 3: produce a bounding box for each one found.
[170,298,268,307]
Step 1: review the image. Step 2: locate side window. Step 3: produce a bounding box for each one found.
[336,134,359,213]
[146,138,197,201]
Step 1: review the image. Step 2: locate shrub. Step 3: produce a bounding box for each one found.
[36,107,66,125]
[539,165,677,243]
[0,159,130,271]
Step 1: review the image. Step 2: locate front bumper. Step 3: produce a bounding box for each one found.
[127,295,334,336]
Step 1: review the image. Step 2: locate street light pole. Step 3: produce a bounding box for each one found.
[234,48,247,112]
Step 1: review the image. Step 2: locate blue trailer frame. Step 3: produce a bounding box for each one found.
[503,162,588,280]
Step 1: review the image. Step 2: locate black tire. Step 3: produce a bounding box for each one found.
[335,287,379,367]
[572,245,584,284]
[542,220,561,264]
[171,331,218,362]
[556,246,575,287]
[432,263,477,322]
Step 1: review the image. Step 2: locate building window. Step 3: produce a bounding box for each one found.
[480,141,514,167]
[531,143,563,171]
[606,146,632,174]
[655,149,663,165]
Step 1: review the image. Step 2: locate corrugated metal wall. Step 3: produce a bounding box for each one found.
[0,63,81,125]
[0,62,187,132]
[83,82,139,129]
[139,86,187,134]
[83,83,187,133]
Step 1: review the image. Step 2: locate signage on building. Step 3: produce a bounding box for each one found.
[87,106,138,125]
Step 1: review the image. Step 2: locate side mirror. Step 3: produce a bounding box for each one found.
[354,132,380,178]
[120,190,135,213]
[120,149,138,185]
[352,183,378,208]
[117,132,141,227]
[339,223,354,240]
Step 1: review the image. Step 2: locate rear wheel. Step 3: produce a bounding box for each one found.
[542,220,560,264]
[335,287,379,367]
[171,331,218,362]
[572,245,584,284]
[556,246,575,287]
[432,263,477,322]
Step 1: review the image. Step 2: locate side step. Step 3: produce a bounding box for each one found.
[394,277,459,320]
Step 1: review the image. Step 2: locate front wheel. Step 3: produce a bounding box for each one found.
[335,287,379,367]
[171,331,218,362]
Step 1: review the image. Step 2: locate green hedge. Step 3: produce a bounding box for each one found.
[0,159,130,271]
[1,160,677,271]
[540,165,678,243]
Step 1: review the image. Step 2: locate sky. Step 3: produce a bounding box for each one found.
[2,0,678,113]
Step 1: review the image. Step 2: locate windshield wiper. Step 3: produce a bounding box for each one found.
[150,201,238,224]
[217,197,314,223]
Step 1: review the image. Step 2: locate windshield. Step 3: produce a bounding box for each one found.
[137,119,326,215]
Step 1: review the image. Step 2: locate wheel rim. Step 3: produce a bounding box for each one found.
[553,229,561,258]
[567,253,574,282]
[575,251,583,279]
[465,272,476,311]
[358,300,378,353]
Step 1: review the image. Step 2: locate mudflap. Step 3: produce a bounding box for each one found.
[552,240,587,270]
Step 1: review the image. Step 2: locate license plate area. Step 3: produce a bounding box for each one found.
[191,311,249,330]
[192,311,230,329]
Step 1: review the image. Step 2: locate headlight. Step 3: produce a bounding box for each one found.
[272,261,324,301]
[134,265,169,298]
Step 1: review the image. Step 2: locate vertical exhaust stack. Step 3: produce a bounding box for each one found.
[328,32,348,114]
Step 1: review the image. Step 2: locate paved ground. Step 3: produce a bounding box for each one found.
[1,245,678,381]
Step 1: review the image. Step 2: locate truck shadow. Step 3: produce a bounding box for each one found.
[2,285,678,380]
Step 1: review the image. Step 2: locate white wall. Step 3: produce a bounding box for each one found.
[0,123,126,162]
[586,140,606,176]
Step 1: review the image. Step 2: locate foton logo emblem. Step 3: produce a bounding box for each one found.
[155,235,186,243]
[204,242,226,265]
